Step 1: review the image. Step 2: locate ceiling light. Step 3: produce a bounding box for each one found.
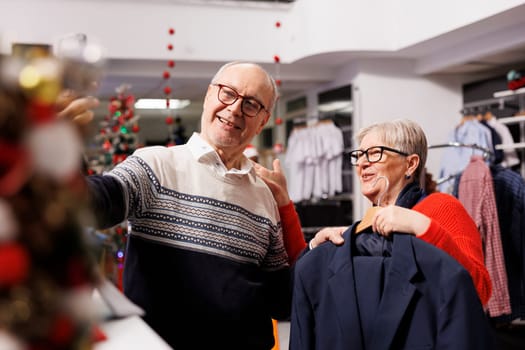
[135,98,190,110]
[318,101,353,113]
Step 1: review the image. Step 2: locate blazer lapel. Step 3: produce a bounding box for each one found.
[367,234,419,349]
[328,224,365,348]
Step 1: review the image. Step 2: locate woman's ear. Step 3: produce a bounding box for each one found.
[406,154,420,176]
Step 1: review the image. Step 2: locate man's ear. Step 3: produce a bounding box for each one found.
[255,113,271,135]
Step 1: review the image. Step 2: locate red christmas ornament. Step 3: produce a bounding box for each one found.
[275,117,283,125]
[167,60,175,68]
[275,21,281,28]
[163,71,170,79]
[165,116,174,125]
[167,44,173,50]
[275,79,282,87]
[273,55,280,63]
[273,143,284,154]
[0,243,30,286]
[48,313,75,345]
[168,28,175,35]
[103,140,112,151]
[132,124,140,133]
[163,86,172,95]
[166,99,170,108]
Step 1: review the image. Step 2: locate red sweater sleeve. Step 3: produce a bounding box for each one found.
[279,201,307,265]
[413,192,492,306]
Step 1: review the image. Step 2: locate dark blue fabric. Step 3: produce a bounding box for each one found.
[290,229,495,350]
[490,165,525,324]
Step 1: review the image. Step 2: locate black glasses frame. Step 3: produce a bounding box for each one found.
[212,83,267,117]
[349,146,409,166]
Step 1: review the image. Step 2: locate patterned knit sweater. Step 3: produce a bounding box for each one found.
[88,134,292,350]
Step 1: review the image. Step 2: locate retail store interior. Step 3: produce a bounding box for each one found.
[2,0,525,349]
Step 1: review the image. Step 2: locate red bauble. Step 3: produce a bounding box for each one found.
[275,117,283,125]
[48,313,75,345]
[167,44,173,50]
[165,116,174,125]
[168,28,175,35]
[275,79,282,87]
[163,71,170,79]
[273,55,280,63]
[163,86,172,95]
[273,143,284,154]
[132,124,140,133]
[275,21,281,28]
[0,243,30,286]
[167,60,175,68]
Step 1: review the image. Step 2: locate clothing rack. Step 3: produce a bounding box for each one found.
[428,142,493,185]
[428,142,493,157]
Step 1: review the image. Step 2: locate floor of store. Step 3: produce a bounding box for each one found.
[276,321,290,350]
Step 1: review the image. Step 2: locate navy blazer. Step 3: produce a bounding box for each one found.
[290,225,495,350]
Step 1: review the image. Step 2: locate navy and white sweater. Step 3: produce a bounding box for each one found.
[87,133,291,349]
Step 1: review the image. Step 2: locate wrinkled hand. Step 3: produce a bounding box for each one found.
[309,226,347,249]
[371,205,431,237]
[56,89,99,126]
[252,158,290,207]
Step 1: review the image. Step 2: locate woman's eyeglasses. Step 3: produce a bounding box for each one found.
[349,146,408,166]
[212,83,267,117]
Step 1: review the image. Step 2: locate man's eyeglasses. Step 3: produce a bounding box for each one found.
[212,83,267,117]
[349,146,409,166]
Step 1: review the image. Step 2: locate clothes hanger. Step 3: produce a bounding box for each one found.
[355,176,389,233]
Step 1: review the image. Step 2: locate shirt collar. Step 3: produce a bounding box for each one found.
[187,132,253,176]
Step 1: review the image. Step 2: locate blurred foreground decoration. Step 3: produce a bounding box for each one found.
[0,47,102,349]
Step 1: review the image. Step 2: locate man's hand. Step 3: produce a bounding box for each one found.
[309,226,347,249]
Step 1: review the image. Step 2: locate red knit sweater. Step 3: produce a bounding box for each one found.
[413,192,492,306]
[280,192,492,306]
[279,201,307,265]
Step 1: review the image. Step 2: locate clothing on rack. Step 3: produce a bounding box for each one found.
[458,156,511,317]
[486,117,520,168]
[285,119,344,202]
[489,165,525,325]
[437,119,493,193]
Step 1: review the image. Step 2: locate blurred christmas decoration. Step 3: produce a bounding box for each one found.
[272,16,285,154]
[507,69,525,90]
[0,45,101,349]
[88,84,141,171]
[163,26,188,147]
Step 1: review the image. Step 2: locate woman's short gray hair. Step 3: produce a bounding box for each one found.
[356,118,428,180]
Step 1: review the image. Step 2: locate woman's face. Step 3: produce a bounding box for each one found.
[354,131,411,206]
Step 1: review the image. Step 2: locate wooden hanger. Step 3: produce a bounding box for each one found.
[355,176,389,234]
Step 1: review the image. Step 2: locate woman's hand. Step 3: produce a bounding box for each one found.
[309,226,347,249]
[372,205,431,237]
[252,159,291,207]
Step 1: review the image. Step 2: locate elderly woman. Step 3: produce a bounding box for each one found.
[256,119,494,349]
[255,119,491,305]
